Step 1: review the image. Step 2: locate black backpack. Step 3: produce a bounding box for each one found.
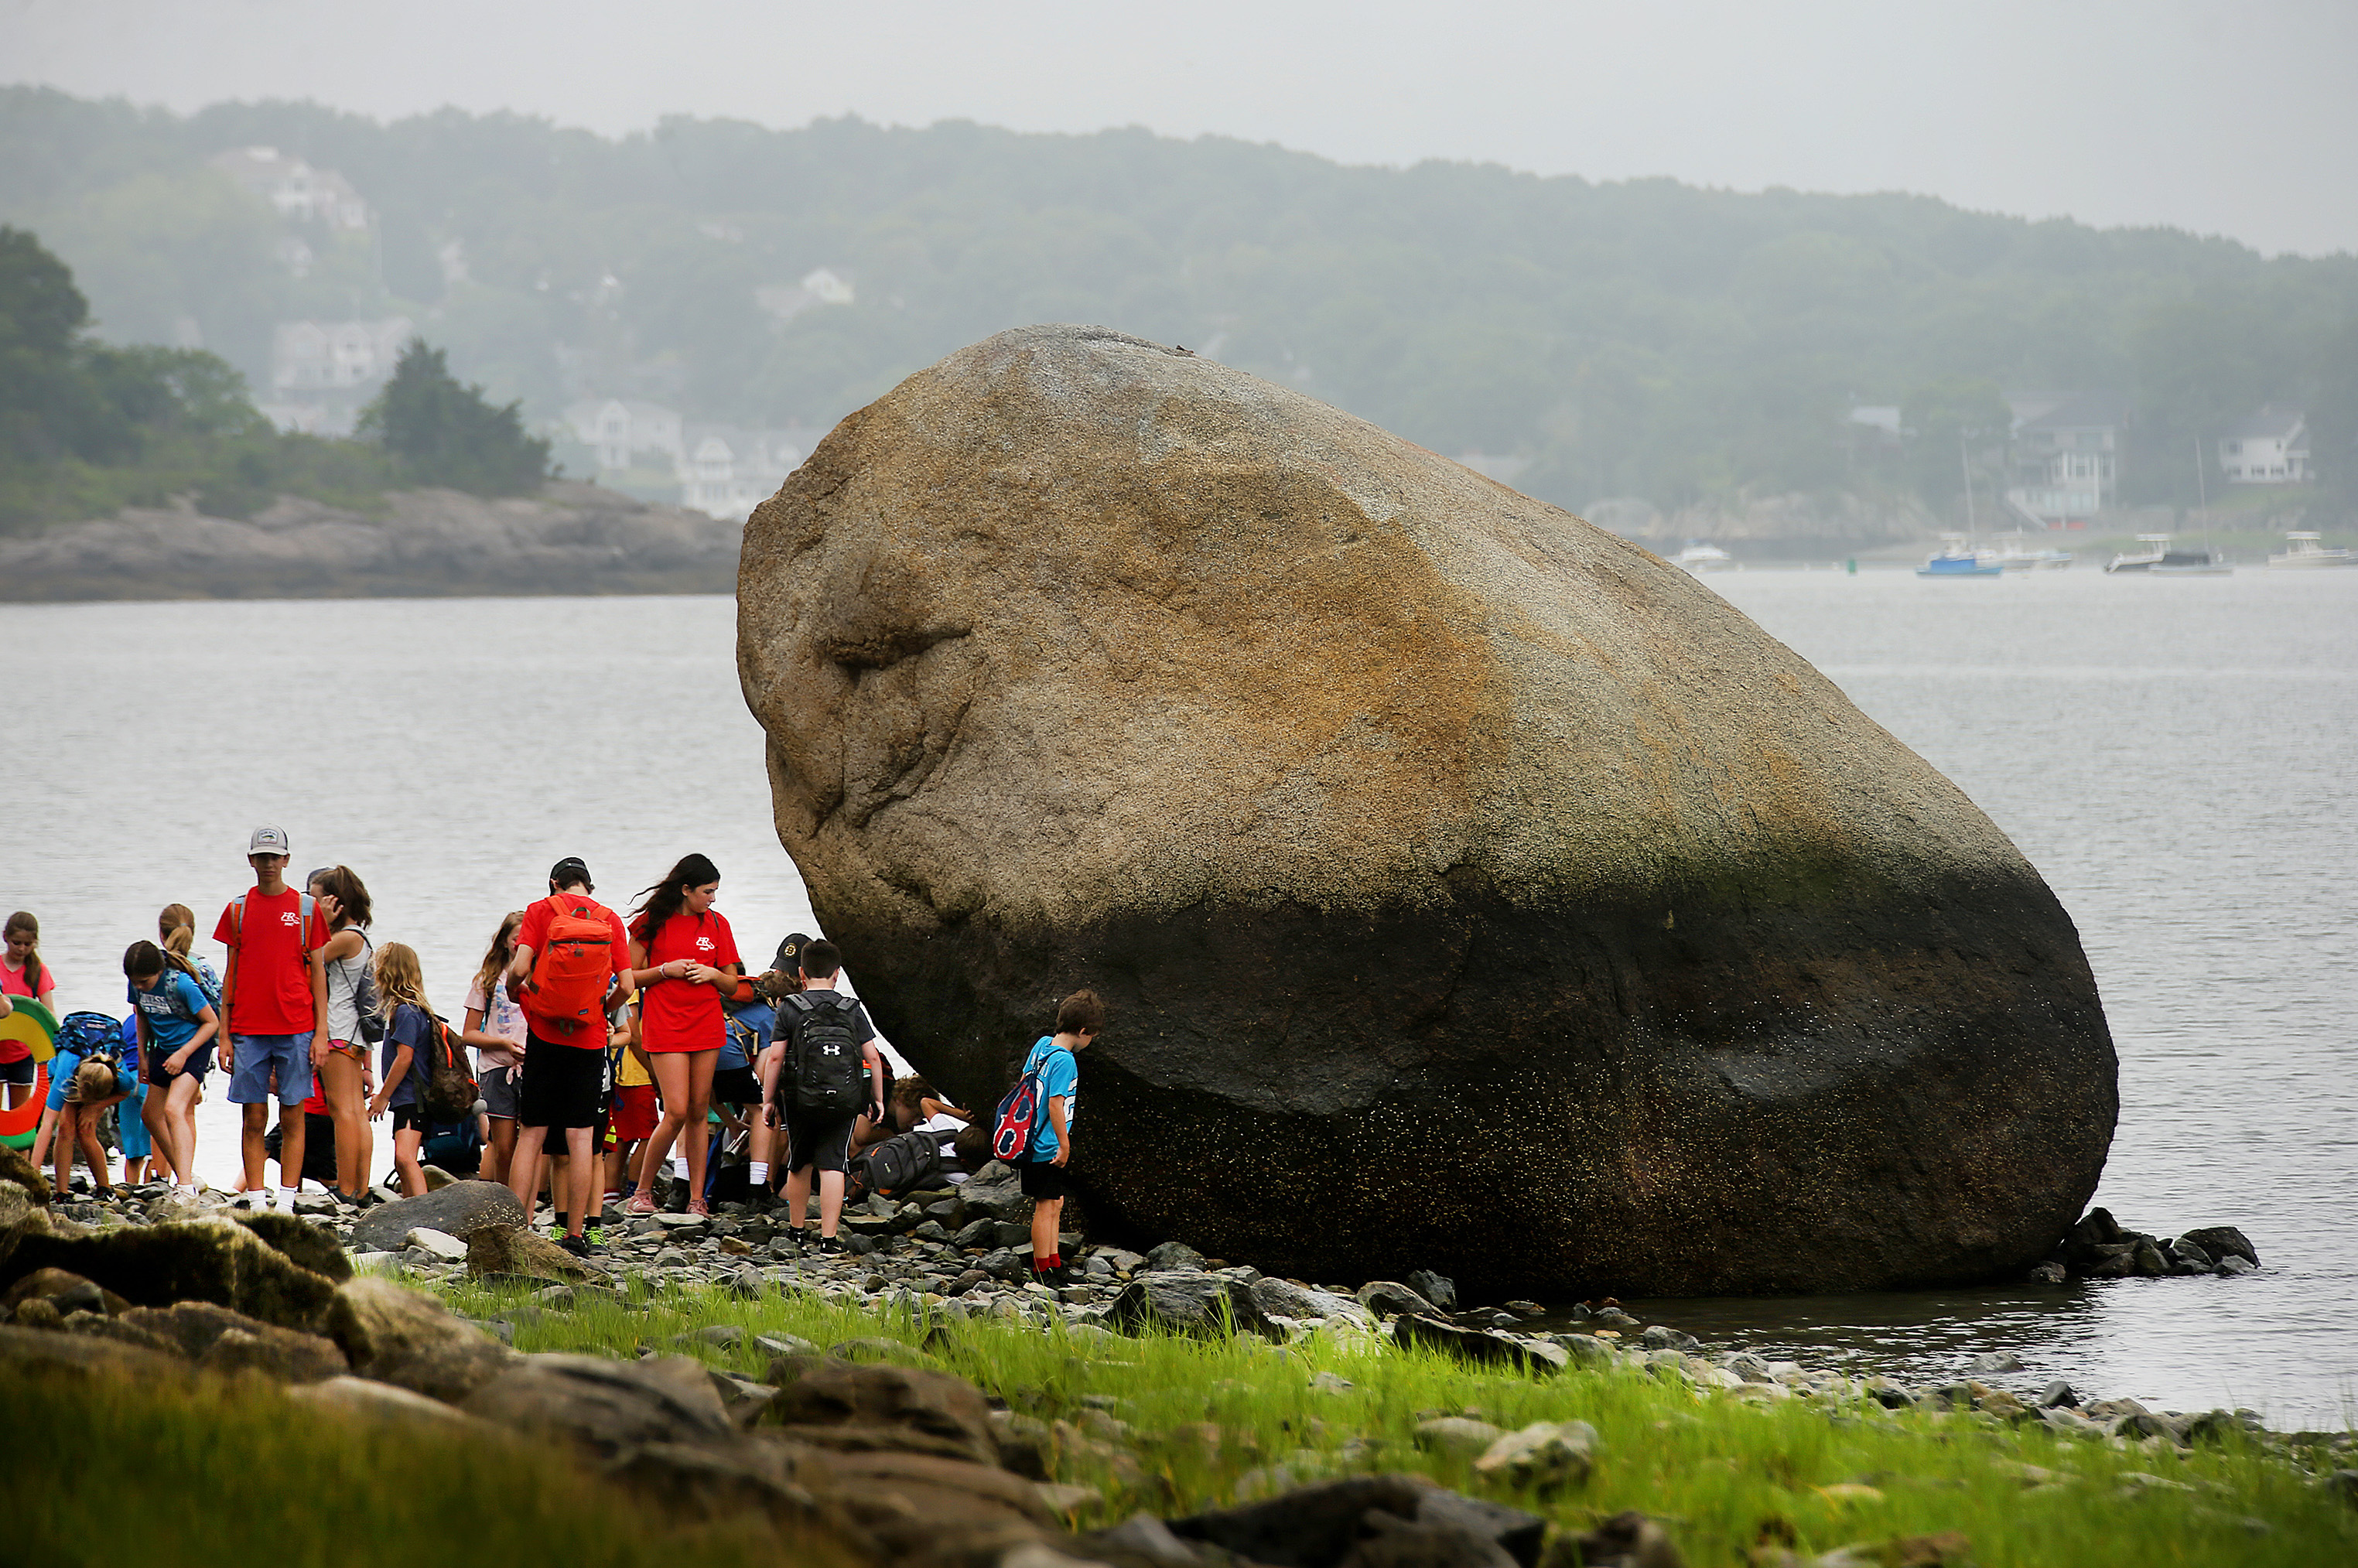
[854,1128,944,1196]
[782,992,863,1113]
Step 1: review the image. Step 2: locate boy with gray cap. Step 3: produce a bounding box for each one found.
[211,827,330,1204]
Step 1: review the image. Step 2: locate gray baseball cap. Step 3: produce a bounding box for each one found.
[248,825,290,856]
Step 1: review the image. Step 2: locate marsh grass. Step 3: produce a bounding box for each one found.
[12,1369,853,1568]
[16,1272,2353,1567]
[436,1275,2356,1566]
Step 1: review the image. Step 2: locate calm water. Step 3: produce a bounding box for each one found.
[2,571,2352,1426]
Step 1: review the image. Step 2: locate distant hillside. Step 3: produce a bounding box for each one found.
[4,85,2355,521]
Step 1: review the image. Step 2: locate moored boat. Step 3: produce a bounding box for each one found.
[2267,531,2358,569]
[1917,534,2004,577]
[1673,541,1735,573]
[1977,531,2074,571]
[2107,533,2232,576]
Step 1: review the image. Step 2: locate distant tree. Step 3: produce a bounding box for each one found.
[356,340,548,497]
[1901,378,2013,514]
[2311,319,2358,516]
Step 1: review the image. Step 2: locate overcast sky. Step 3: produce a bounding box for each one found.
[9,0,2353,257]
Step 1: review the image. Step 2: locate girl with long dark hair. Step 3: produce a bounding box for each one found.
[621,854,742,1217]
[2,912,57,1111]
[463,910,528,1184]
[309,866,378,1202]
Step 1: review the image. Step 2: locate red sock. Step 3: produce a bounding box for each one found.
[1047,1253,1062,1269]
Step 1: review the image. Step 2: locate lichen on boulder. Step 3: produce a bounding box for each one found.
[737,323,2117,1296]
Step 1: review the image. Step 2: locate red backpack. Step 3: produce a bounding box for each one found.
[527,895,613,1037]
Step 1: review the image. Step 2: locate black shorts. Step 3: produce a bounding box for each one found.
[783,1108,859,1175]
[713,1065,760,1107]
[390,1105,427,1132]
[147,1043,214,1087]
[1018,1157,1068,1201]
[0,1057,35,1086]
[518,1032,610,1131]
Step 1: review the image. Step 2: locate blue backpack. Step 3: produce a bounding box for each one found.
[56,1012,136,1098]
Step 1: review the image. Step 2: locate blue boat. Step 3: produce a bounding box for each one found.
[1917,535,2004,577]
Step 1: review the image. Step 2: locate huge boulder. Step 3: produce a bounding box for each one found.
[736,324,2117,1296]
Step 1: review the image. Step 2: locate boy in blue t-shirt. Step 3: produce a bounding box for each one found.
[1020,989,1103,1289]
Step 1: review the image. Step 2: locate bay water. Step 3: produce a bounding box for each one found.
[2,569,2350,1426]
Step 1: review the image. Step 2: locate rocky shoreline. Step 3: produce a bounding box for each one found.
[0,482,740,600]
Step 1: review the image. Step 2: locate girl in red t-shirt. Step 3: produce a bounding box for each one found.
[622,853,742,1217]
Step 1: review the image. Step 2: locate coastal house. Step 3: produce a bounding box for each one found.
[207,146,371,231]
[754,267,856,326]
[2004,391,2126,529]
[270,318,414,394]
[678,425,825,519]
[2217,406,2310,484]
[560,399,685,470]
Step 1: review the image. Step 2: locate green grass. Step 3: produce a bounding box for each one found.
[433,1276,2357,1566]
[13,1367,853,1568]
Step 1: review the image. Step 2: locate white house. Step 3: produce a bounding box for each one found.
[560,399,685,470]
[754,266,856,326]
[678,425,822,519]
[208,146,371,231]
[2005,391,2127,528]
[2218,406,2310,484]
[270,317,413,393]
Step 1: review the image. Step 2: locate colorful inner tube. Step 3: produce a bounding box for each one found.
[0,1063,47,1146]
[0,996,60,1062]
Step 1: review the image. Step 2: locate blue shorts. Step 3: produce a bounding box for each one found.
[118,1097,152,1158]
[228,1033,314,1105]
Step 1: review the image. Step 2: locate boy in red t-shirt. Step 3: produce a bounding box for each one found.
[212,827,330,1206]
[504,857,634,1254]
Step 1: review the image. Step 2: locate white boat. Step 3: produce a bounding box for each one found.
[2267,531,2358,569]
[1673,542,1735,573]
[1976,531,2073,571]
[2107,533,2232,576]
[1917,532,2004,577]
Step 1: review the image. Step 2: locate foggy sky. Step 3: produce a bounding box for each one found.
[8,0,2354,258]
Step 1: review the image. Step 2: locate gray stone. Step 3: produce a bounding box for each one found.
[1405,1269,1458,1310]
[2178,1226,2257,1267]
[1109,1271,1273,1337]
[1415,1416,1507,1456]
[289,1374,486,1427]
[1639,1324,1699,1352]
[2216,1254,2258,1276]
[1550,1334,1617,1371]
[1355,1280,1440,1319]
[1249,1277,1374,1327]
[1474,1420,1598,1489]
[1968,1350,2025,1375]
[2038,1380,2077,1409]
[404,1228,469,1262]
[348,1181,526,1253]
[0,1220,336,1330]
[321,1277,517,1403]
[1145,1241,1206,1273]
[461,1351,735,1457]
[2026,1261,2067,1284]
[1391,1313,1560,1375]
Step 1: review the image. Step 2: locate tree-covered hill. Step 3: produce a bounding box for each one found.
[5,84,2353,521]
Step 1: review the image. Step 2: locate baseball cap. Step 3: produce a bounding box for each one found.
[549,856,593,889]
[248,825,290,856]
[773,932,813,972]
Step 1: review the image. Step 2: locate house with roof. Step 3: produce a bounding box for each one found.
[2217,406,2310,484]
[677,425,833,519]
[207,146,371,231]
[2004,392,2126,528]
[560,399,685,470]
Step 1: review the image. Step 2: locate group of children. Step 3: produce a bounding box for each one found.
[2,828,1103,1286]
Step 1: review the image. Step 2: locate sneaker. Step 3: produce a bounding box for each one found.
[583,1225,607,1251]
[556,1233,590,1258]
[1031,1265,1068,1290]
[624,1191,657,1216]
[816,1233,847,1255]
[687,1198,711,1218]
